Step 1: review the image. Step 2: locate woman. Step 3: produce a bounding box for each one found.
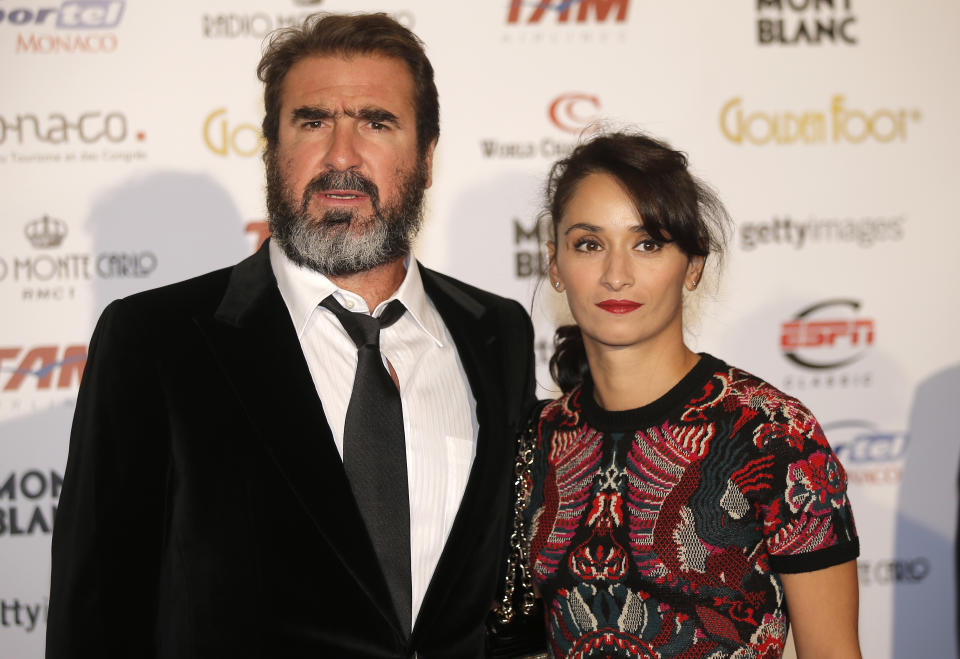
[518,132,861,658]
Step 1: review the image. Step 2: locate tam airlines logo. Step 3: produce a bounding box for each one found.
[0,345,87,392]
[780,299,874,370]
[720,95,921,146]
[507,0,629,24]
[549,93,601,134]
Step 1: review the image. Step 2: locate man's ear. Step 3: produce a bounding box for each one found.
[423,140,437,189]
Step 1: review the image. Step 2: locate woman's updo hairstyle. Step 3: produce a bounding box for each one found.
[546,131,729,393]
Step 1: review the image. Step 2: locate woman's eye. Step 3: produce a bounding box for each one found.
[573,238,602,252]
[636,239,662,253]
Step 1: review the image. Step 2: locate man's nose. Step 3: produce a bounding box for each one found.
[325,123,362,171]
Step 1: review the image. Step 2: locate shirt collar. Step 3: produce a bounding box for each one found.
[269,239,445,347]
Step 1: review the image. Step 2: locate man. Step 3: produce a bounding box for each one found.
[46,13,535,658]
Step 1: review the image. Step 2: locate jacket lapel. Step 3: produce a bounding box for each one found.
[193,241,400,633]
[414,267,509,634]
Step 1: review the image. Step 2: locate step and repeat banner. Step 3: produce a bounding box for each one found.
[2,1,958,657]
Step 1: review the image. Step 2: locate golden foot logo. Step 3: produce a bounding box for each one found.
[720,95,921,146]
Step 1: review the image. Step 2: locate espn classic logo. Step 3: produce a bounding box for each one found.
[780,299,874,369]
[779,299,875,390]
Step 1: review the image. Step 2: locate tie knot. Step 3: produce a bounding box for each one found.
[321,295,406,349]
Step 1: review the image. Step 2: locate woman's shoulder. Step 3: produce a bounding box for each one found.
[696,355,827,454]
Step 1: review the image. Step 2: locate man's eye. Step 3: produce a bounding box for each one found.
[370,121,387,131]
[303,120,323,129]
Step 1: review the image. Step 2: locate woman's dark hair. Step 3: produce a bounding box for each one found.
[546,131,730,393]
[257,12,439,158]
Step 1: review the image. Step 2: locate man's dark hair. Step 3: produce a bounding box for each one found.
[257,12,439,156]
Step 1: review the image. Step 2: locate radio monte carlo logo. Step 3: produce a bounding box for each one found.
[2,0,126,54]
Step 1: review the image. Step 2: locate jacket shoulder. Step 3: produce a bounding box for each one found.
[117,264,235,318]
[419,265,528,319]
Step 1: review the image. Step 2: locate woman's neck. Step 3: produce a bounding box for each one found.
[585,337,700,412]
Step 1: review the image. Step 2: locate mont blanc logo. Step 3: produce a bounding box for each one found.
[24,216,68,249]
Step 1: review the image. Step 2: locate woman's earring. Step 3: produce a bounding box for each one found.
[689,279,698,290]
[553,280,563,292]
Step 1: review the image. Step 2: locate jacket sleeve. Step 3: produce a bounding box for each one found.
[46,298,171,658]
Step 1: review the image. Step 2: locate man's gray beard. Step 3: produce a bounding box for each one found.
[265,150,428,276]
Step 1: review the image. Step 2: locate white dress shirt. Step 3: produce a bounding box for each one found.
[269,240,478,625]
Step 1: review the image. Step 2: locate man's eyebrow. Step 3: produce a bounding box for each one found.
[291,106,334,122]
[346,107,400,125]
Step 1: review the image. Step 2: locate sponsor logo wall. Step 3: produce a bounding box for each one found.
[2,1,957,657]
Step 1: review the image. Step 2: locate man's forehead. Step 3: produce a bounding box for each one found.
[280,54,415,109]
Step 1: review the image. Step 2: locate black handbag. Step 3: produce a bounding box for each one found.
[485,402,549,658]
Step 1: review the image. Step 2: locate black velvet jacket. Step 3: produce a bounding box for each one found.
[47,241,536,658]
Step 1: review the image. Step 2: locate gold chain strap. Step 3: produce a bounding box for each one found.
[494,406,542,624]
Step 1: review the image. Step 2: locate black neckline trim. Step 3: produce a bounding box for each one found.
[577,353,723,432]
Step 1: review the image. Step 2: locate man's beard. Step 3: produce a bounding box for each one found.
[265,150,428,276]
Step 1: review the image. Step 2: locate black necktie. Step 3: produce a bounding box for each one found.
[320,295,412,633]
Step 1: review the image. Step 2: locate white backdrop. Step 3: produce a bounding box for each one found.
[2,1,958,657]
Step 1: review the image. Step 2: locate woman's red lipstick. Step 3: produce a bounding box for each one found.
[596,299,642,314]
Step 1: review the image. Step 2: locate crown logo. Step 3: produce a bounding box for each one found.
[24,215,68,249]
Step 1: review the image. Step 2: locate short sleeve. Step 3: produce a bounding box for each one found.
[755,403,860,575]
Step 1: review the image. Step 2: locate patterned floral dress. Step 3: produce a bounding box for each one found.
[522,354,858,658]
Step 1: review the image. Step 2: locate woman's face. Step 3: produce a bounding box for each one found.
[548,172,702,355]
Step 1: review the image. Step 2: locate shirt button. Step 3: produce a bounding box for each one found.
[343,299,355,310]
